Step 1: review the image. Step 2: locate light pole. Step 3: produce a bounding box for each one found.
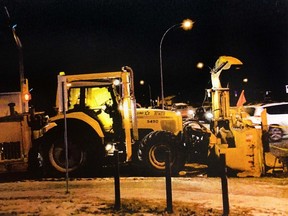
[5,7,28,112]
[159,19,194,109]
[140,80,153,107]
[4,7,24,93]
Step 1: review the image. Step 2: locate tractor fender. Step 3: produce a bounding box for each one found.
[43,121,57,133]
[49,112,104,138]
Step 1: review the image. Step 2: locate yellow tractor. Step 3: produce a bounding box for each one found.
[39,66,186,176]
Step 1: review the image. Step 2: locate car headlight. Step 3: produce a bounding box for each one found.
[176,111,181,116]
[205,112,213,119]
[188,110,194,115]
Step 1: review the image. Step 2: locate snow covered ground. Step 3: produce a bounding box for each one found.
[0,176,287,215]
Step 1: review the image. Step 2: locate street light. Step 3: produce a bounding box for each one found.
[196,62,204,69]
[159,19,194,109]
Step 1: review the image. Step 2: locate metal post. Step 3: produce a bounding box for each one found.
[114,150,121,210]
[220,154,229,215]
[165,150,173,213]
[62,81,69,194]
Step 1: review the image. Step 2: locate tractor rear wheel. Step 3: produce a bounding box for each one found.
[42,134,88,177]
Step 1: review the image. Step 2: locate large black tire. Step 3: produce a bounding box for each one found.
[42,133,88,177]
[137,131,186,176]
[27,146,43,178]
[269,126,283,142]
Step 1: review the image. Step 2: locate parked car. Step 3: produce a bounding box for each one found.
[194,106,213,123]
[243,102,288,142]
[171,103,195,120]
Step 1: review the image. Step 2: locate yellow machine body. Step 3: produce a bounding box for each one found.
[207,56,283,177]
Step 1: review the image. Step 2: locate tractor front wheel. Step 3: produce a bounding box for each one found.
[138,131,186,176]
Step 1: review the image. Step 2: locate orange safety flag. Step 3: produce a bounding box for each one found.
[236,90,246,107]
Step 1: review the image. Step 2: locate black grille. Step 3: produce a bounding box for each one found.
[0,142,21,160]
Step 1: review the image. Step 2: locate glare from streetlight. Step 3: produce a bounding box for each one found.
[140,80,145,85]
[243,78,248,83]
[196,62,204,69]
[181,19,194,30]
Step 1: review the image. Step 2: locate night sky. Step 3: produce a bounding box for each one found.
[0,0,287,112]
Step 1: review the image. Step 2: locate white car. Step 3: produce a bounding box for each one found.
[243,102,288,142]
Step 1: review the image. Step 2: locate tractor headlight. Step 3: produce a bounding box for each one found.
[105,143,116,156]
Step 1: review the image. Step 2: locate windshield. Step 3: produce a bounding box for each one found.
[68,86,116,132]
[68,86,113,110]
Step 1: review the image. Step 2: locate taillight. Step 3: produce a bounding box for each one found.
[23,92,31,101]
